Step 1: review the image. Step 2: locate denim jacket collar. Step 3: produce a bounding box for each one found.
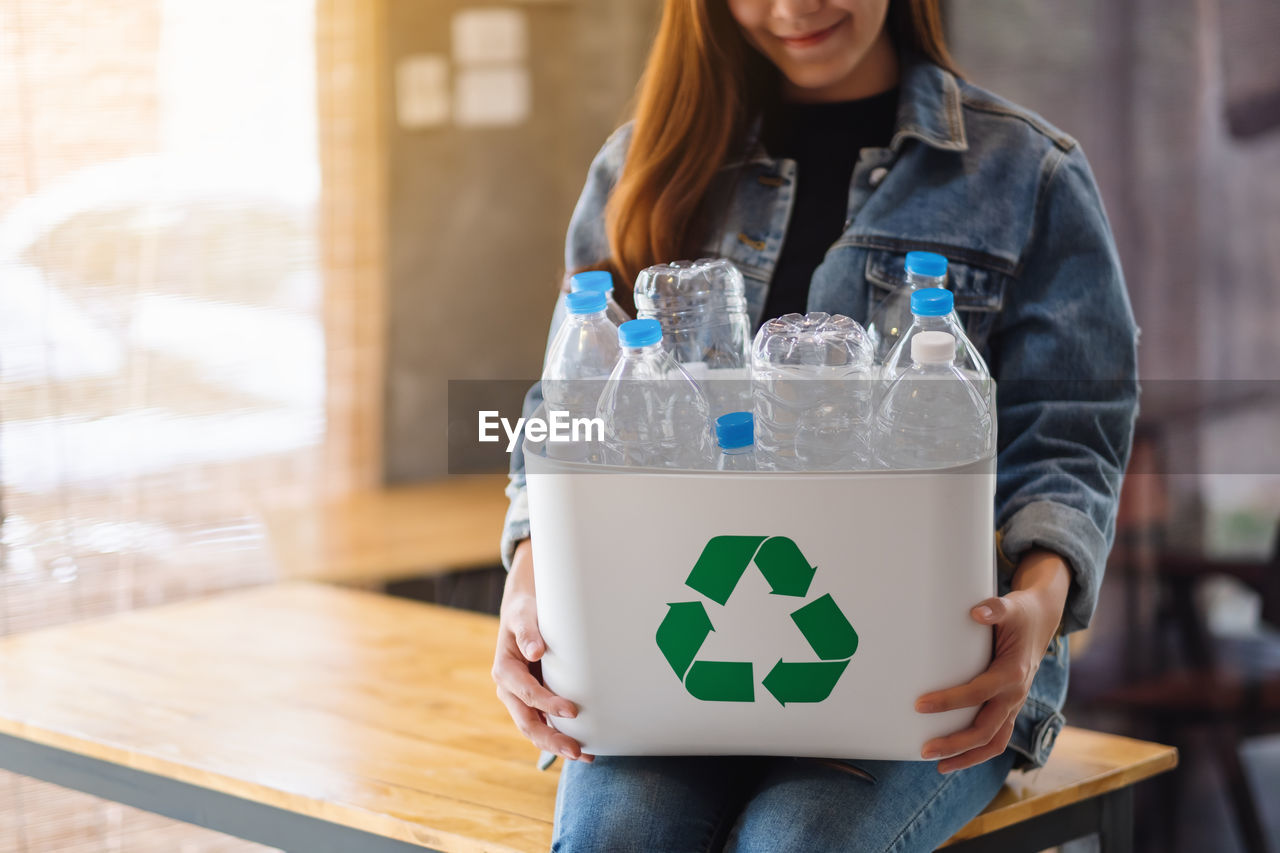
[727,52,969,170]
[890,55,968,152]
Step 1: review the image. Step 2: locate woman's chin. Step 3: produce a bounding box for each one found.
[781,68,853,101]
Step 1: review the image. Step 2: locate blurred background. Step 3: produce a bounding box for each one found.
[0,0,1276,850]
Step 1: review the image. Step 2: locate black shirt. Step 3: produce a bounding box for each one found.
[759,88,899,322]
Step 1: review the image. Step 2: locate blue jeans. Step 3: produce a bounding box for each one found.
[551,751,1016,852]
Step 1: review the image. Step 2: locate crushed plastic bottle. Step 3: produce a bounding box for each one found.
[633,258,752,418]
[751,312,876,471]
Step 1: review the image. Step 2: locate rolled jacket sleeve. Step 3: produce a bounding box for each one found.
[990,144,1139,634]
[499,126,630,570]
[499,379,540,570]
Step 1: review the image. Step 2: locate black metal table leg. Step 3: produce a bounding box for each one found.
[1098,786,1134,853]
[942,787,1136,853]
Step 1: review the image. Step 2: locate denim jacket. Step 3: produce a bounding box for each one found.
[501,55,1139,768]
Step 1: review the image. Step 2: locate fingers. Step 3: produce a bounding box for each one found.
[494,543,593,762]
[936,715,1016,774]
[512,618,545,661]
[501,591,546,661]
[921,698,1020,762]
[491,634,591,761]
[496,685,593,762]
[493,586,588,758]
[492,633,578,719]
[915,668,1007,714]
[970,596,1009,625]
[918,594,1038,714]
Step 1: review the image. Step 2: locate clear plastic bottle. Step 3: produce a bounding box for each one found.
[867,250,948,363]
[633,259,752,419]
[542,289,620,462]
[751,312,877,471]
[873,331,994,470]
[569,270,630,326]
[715,411,756,471]
[597,318,715,469]
[879,288,993,410]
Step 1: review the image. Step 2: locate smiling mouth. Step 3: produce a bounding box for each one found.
[777,17,846,48]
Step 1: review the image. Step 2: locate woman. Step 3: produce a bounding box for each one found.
[493,0,1138,849]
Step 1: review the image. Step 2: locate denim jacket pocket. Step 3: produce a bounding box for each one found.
[863,249,1010,356]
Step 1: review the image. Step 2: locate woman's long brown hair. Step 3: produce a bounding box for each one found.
[586,1,957,315]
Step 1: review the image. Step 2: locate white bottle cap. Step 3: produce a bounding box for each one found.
[912,330,955,364]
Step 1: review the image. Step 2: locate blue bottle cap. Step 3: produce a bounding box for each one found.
[566,290,607,315]
[618,318,662,348]
[715,411,754,449]
[570,270,615,294]
[910,288,954,317]
[905,251,948,278]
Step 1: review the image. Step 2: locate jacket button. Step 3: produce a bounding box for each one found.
[1034,715,1063,760]
[869,167,889,187]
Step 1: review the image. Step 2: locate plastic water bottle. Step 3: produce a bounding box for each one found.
[597,318,715,469]
[569,270,630,326]
[873,331,994,469]
[542,289,620,462]
[633,259,752,419]
[715,412,756,471]
[751,312,876,471]
[867,251,948,362]
[879,288,993,408]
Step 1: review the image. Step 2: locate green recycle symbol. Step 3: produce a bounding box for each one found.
[655,535,859,705]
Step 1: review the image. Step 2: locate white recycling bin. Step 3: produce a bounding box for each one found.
[523,429,996,761]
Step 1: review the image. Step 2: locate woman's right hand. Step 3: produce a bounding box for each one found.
[492,539,594,762]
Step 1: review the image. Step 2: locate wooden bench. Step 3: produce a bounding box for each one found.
[0,583,1176,852]
[260,473,510,587]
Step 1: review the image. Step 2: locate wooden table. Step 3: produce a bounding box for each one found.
[940,728,1177,852]
[0,583,1176,852]
[260,474,509,586]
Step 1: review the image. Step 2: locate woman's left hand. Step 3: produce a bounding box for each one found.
[913,549,1071,774]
